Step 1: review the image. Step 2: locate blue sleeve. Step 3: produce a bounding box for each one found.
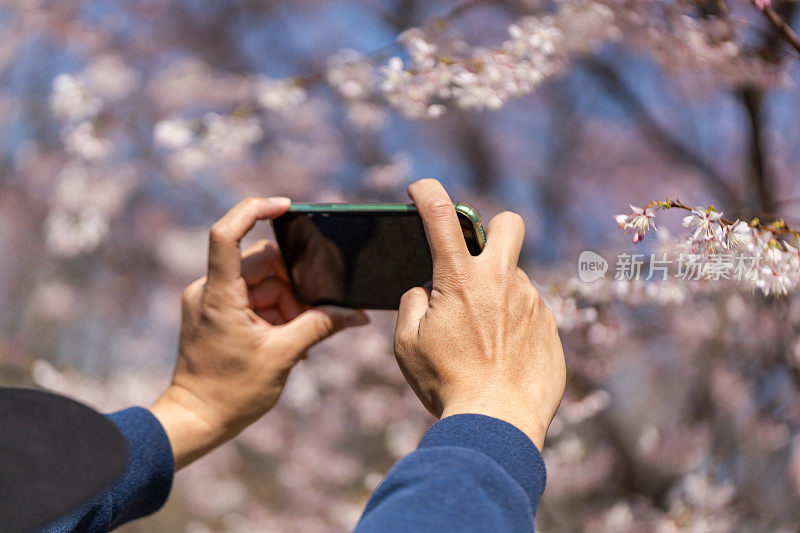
[355,414,547,532]
[39,407,175,532]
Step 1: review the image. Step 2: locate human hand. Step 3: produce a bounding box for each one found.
[393,179,566,449]
[150,197,368,469]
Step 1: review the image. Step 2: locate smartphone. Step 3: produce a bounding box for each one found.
[271,203,485,309]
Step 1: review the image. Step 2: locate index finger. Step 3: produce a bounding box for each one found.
[407,179,469,271]
[207,196,291,286]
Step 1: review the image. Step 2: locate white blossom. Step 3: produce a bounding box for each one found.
[45,206,109,257]
[344,102,389,131]
[682,206,724,242]
[754,245,799,296]
[154,118,195,149]
[398,28,438,69]
[50,73,103,122]
[372,2,616,117]
[167,146,209,176]
[255,77,306,111]
[614,204,656,243]
[326,49,376,100]
[62,122,112,161]
[724,220,752,250]
[201,113,262,157]
[84,54,139,100]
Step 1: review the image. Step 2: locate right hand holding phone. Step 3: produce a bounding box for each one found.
[394,179,566,450]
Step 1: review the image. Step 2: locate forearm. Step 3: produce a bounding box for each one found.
[356,414,547,532]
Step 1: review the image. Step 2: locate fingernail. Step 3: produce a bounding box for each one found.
[272,196,291,207]
[343,311,369,327]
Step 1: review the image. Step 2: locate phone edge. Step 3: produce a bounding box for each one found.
[454,202,486,252]
[285,202,485,251]
[288,203,416,213]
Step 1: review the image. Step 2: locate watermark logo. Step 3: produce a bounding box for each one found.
[578,250,608,282]
[577,252,760,283]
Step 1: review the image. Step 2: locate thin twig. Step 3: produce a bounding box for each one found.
[645,198,800,238]
[752,0,800,57]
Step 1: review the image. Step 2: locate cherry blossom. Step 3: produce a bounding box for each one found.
[614,204,657,243]
[154,119,195,150]
[682,206,724,242]
[725,220,752,250]
[49,74,102,123]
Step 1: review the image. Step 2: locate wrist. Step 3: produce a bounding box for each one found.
[149,385,230,470]
[440,398,547,450]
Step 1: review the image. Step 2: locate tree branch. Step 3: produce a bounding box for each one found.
[738,2,798,214]
[739,86,774,213]
[583,59,740,207]
[456,114,499,193]
[752,0,800,58]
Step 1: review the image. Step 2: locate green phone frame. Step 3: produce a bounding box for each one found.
[281,202,486,253]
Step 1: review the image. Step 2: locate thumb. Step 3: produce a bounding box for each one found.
[277,306,369,353]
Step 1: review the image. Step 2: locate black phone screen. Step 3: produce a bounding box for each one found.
[272,210,479,309]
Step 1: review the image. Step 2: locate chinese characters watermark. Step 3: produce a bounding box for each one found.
[578,251,760,282]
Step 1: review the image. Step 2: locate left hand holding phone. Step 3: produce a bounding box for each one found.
[150,196,369,469]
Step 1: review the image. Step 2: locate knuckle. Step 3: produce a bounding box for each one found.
[314,315,335,341]
[181,286,194,306]
[424,196,453,217]
[443,265,473,291]
[234,277,248,293]
[529,283,541,300]
[528,286,543,308]
[393,328,406,350]
[399,289,415,307]
[401,286,427,304]
[209,223,227,244]
[199,286,224,317]
[198,303,215,324]
[199,289,214,310]
[181,278,205,307]
[486,249,515,273]
[492,267,516,290]
[394,328,414,354]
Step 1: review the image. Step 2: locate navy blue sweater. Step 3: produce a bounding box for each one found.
[41,408,546,532]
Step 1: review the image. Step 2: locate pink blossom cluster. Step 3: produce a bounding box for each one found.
[45,61,140,256]
[258,0,784,122]
[373,1,617,118]
[615,203,800,295]
[611,0,786,88]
